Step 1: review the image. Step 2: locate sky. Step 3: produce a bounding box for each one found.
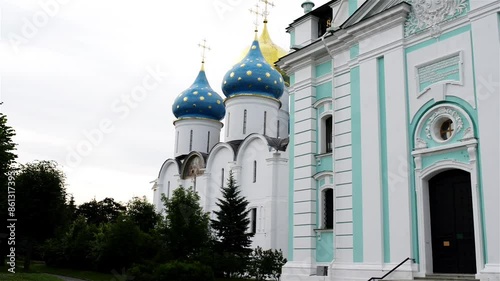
[0,0,330,204]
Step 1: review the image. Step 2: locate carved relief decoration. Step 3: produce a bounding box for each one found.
[404,0,469,37]
[424,107,463,140]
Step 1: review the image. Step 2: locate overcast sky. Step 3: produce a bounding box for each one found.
[0,0,329,204]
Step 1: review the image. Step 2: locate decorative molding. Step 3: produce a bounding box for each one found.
[415,138,428,149]
[424,106,463,140]
[461,127,475,141]
[404,0,469,37]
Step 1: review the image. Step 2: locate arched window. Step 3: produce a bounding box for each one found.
[249,207,257,234]
[321,115,333,153]
[189,130,193,151]
[221,168,225,188]
[227,112,230,137]
[263,111,267,135]
[167,181,171,199]
[322,188,334,229]
[277,120,280,138]
[243,109,247,134]
[176,131,179,153]
[207,131,211,153]
[253,160,257,183]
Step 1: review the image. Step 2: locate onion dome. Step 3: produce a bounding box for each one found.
[172,65,225,121]
[222,39,285,100]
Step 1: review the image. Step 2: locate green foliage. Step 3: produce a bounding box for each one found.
[0,112,17,178]
[15,160,67,271]
[0,273,62,281]
[211,171,253,277]
[0,113,17,266]
[77,197,126,225]
[91,217,147,271]
[155,261,214,281]
[126,196,161,233]
[159,186,211,261]
[247,247,287,281]
[42,216,98,269]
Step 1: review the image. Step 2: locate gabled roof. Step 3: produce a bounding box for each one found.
[342,0,406,28]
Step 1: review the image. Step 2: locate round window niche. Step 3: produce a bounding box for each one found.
[432,116,455,142]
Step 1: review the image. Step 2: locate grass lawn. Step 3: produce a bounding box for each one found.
[0,272,62,281]
[30,263,114,281]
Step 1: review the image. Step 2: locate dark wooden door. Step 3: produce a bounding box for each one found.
[429,169,476,274]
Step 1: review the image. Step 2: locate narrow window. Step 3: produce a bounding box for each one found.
[325,116,332,153]
[277,120,280,138]
[253,160,257,183]
[227,113,230,137]
[249,208,257,234]
[189,130,193,151]
[243,110,247,134]
[221,168,225,188]
[207,131,211,153]
[323,188,334,229]
[176,131,179,153]
[263,111,267,135]
[167,181,171,199]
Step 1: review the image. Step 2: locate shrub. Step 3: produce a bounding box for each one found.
[247,247,287,281]
[154,261,214,281]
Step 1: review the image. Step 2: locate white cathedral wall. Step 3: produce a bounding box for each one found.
[174,119,222,157]
[204,144,234,216]
[225,96,280,141]
[470,7,500,272]
[238,136,274,250]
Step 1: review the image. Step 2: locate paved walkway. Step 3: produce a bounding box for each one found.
[50,274,87,281]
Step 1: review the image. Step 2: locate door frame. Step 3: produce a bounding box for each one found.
[413,141,484,278]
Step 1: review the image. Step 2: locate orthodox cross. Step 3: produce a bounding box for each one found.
[249,3,264,32]
[198,39,211,64]
[260,0,275,22]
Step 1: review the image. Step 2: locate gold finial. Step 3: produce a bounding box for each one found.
[260,0,275,22]
[249,2,264,34]
[198,39,211,70]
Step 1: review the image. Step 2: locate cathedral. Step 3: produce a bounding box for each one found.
[153,0,500,280]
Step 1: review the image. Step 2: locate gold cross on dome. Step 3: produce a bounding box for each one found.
[249,3,264,31]
[198,39,211,64]
[260,0,275,21]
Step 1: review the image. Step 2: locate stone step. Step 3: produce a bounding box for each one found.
[414,274,478,281]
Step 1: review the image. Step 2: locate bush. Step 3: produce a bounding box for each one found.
[247,247,287,281]
[155,261,214,281]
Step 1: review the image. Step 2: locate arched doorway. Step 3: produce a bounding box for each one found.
[429,169,476,274]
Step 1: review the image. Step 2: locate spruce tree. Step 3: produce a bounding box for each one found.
[211,171,254,277]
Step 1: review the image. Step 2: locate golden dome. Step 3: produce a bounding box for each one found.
[239,21,287,67]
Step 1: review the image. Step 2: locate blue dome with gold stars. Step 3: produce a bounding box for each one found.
[222,40,284,100]
[172,68,225,121]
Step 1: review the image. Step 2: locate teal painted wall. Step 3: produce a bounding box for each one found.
[316,61,332,78]
[422,149,469,169]
[316,232,335,262]
[348,0,357,16]
[316,81,333,101]
[290,30,296,47]
[290,73,296,86]
[350,66,364,262]
[405,25,474,263]
[288,92,296,261]
[316,155,333,174]
[350,44,359,60]
[377,57,391,263]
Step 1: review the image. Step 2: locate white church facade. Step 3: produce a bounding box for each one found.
[153,0,500,280]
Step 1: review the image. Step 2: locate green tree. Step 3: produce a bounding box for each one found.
[0,113,17,266]
[77,197,125,225]
[159,186,211,262]
[16,160,67,271]
[247,247,287,281]
[126,196,160,233]
[211,171,254,277]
